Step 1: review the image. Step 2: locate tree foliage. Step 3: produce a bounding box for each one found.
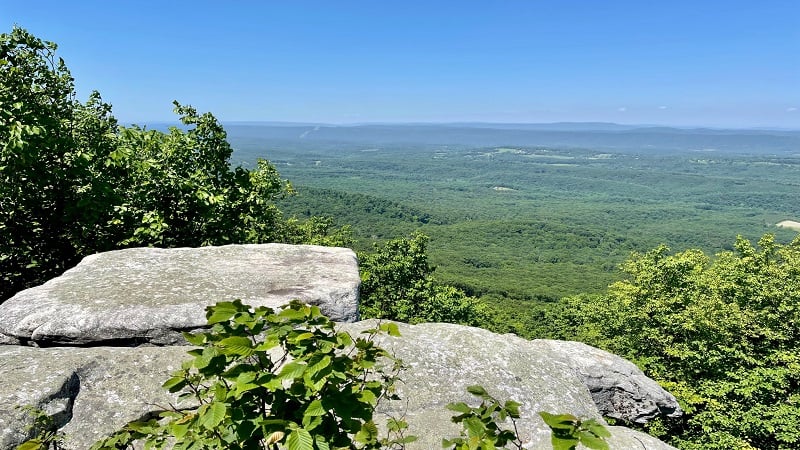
[0,26,346,302]
[550,234,800,449]
[14,405,65,450]
[1,26,95,298]
[105,103,293,248]
[358,232,487,326]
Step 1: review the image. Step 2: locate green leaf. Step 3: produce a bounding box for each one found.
[278,307,307,321]
[481,436,497,449]
[399,435,419,444]
[336,332,353,347]
[446,402,473,414]
[168,420,191,439]
[302,414,323,431]
[551,435,579,450]
[198,402,226,429]
[194,347,220,369]
[291,332,315,342]
[466,385,488,396]
[578,432,610,450]
[255,334,280,351]
[503,400,521,417]
[584,419,611,438]
[218,336,254,356]
[354,421,379,444]
[304,399,326,417]
[286,428,314,450]
[259,418,289,429]
[206,302,240,324]
[307,355,332,375]
[162,376,187,392]
[278,361,307,380]
[16,439,44,450]
[539,411,577,430]
[379,322,402,337]
[463,416,486,437]
[359,389,377,404]
[314,435,331,450]
[182,332,206,346]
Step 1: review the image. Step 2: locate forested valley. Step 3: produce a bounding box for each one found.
[226,124,800,449]
[226,124,800,334]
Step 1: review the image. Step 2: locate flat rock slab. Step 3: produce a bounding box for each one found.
[0,244,360,345]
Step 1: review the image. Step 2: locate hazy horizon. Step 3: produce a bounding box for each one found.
[2,1,797,129]
[133,120,800,133]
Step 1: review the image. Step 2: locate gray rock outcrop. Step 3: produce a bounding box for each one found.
[1,322,679,450]
[343,321,679,450]
[0,244,680,449]
[0,345,193,449]
[0,244,360,346]
[540,340,682,424]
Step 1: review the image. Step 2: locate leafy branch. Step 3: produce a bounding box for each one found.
[89,300,407,450]
[442,385,524,450]
[539,412,611,450]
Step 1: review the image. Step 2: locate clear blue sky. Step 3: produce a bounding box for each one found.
[2,1,798,128]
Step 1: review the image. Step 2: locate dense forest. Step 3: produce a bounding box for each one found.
[226,125,800,327]
[3,27,800,450]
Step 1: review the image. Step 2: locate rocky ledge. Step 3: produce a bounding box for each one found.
[0,245,680,449]
[0,244,361,346]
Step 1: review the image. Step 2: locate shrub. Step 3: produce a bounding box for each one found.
[550,235,800,449]
[90,300,407,450]
[358,232,486,326]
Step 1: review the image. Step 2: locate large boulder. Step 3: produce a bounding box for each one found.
[539,340,682,424]
[1,321,679,449]
[0,244,360,346]
[343,321,680,450]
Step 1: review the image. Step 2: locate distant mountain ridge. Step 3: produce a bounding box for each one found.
[133,120,799,133]
[220,122,800,155]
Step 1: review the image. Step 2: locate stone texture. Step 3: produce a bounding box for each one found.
[539,340,682,424]
[0,321,678,450]
[0,345,193,449]
[340,321,679,450]
[0,244,360,345]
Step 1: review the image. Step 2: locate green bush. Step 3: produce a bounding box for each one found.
[90,300,408,450]
[550,234,800,449]
[358,232,487,326]
[1,27,108,299]
[538,413,610,450]
[14,406,64,450]
[443,385,523,450]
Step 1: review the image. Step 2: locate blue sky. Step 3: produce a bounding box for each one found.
[2,1,798,128]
